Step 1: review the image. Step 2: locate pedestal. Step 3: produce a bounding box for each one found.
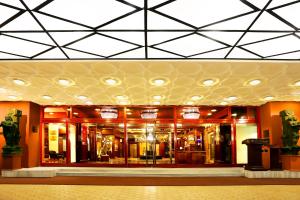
[2,154,22,170]
[242,139,269,171]
[281,155,300,171]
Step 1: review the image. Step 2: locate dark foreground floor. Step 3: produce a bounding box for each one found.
[1,176,300,186]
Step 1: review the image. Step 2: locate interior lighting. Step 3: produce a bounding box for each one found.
[100,107,118,119]
[42,95,52,100]
[248,79,261,86]
[141,109,157,119]
[13,79,26,86]
[263,96,274,101]
[191,95,203,101]
[182,107,200,119]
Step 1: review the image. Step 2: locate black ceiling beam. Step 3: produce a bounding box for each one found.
[0,50,30,58]
[32,0,54,11]
[264,49,300,58]
[144,0,148,58]
[19,0,69,59]
[224,0,273,58]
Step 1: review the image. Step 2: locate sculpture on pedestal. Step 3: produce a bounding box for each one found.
[279,110,300,154]
[0,109,22,155]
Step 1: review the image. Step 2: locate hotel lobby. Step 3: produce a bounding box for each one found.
[0,0,300,199]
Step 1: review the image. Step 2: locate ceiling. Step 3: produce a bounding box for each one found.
[0,60,299,106]
[0,0,299,60]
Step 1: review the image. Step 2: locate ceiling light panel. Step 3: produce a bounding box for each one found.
[155,34,226,57]
[67,34,138,57]
[39,0,135,27]
[0,35,50,57]
[272,2,300,28]
[241,35,300,57]
[0,0,299,60]
[0,5,21,25]
[156,0,252,27]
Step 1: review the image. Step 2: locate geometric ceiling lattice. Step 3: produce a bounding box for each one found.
[0,0,299,60]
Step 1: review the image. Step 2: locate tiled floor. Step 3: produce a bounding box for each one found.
[0,185,299,200]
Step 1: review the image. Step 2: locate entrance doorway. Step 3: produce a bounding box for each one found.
[127,122,174,165]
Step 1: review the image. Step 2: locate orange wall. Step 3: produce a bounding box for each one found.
[0,101,40,169]
[260,101,300,147]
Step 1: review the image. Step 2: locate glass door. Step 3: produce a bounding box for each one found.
[127,122,174,165]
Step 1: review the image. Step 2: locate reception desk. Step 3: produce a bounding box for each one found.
[176,151,206,164]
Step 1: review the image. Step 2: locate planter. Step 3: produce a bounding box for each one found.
[2,154,22,170]
[281,155,300,171]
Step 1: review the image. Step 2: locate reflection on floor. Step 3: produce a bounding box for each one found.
[78,158,175,164]
[127,158,175,164]
[0,185,299,200]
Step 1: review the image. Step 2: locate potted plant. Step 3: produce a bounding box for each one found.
[0,109,23,169]
[279,110,300,171]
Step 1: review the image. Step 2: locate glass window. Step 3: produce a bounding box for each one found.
[42,123,67,163]
[74,122,125,164]
[127,122,174,165]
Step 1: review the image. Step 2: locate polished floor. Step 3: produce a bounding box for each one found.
[0,185,299,200]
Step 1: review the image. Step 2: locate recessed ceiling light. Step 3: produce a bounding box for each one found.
[293,80,300,86]
[153,101,160,105]
[153,95,163,100]
[202,79,218,86]
[58,79,72,86]
[105,78,118,86]
[211,109,217,112]
[42,95,52,100]
[115,95,128,100]
[263,96,274,101]
[150,78,168,86]
[226,96,238,101]
[86,101,93,105]
[185,101,194,105]
[77,95,87,100]
[0,87,6,93]
[248,79,261,86]
[220,101,228,105]
[232,113,237,117]
[73,112,78,115]
[153,79,165,86]
[118,100,130,105]
[207,113,212,116]
[54,101,63,105]
[191,95,202,101]
[8,95,18,100]
[13,79,26,86]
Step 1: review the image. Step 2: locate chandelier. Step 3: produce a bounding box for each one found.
[100,108,118,119]
[141,109,157,119]
[183,107,200,119]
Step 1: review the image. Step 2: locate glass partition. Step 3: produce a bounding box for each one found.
[42,123,66,163]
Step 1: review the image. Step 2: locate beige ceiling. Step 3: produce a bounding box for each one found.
[0,60,299,106]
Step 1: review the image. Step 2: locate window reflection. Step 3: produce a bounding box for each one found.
[43,123,66,163]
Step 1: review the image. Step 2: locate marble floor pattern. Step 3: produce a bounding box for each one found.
[0,185,299,200]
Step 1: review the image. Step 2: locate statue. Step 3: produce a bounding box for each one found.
[0,109,22,155]
[279,110,300,154]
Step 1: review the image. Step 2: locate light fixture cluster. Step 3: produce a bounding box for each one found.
[141,109,158,119]
[100,107,118,119]
[182,107,200,119]
[7,76,300,105]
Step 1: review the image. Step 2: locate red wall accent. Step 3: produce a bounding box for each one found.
[260,101,300,147]
[0,102,40,169]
